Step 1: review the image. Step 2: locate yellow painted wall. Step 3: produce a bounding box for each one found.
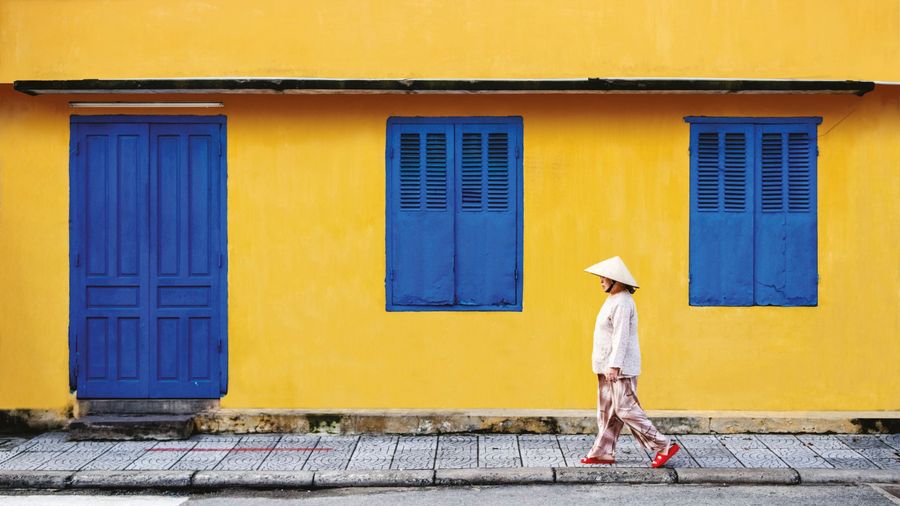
[1,84,898,411]
[1,0,899,82]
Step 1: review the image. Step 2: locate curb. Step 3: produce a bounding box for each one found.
[313,469,434,488]
[193,470,314,488]
[69,470,193,489]
[556,467,676,484]
[435,467,553,485]
[797,469,900,484]
[0,471,71,489]
[0,467,898,490]
[675,468,800,485]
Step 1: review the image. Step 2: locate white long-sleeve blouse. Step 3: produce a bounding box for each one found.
[591,291,642,377]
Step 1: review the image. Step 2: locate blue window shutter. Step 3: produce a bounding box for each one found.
[754,123,817,305]
[453,123,520,306]
[689,124,755,306]
[388,123,455,305]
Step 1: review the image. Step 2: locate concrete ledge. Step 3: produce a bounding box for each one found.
[69,470,193,489]
[797,469,900,484]
[0,470,72,489]
[193,409,900,435]
[435,467,554,485]
[193,470,314,488]
[555,467,676,484]
[676,468,800,485]
[313,469,434,488]
[77,400,218,416]
[68,415,195,441]
[0,409,69,433]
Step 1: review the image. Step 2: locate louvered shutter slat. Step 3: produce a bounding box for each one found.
[460,132,483,210]
[696,133,720,211]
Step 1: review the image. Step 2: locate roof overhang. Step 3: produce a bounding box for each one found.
[12,78,876,96]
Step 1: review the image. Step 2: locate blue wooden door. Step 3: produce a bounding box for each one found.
[71,117,226,398]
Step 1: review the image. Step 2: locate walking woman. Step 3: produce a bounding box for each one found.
[581,256,680,468]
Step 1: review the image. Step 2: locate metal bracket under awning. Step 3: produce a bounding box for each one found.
[12,77,877,96]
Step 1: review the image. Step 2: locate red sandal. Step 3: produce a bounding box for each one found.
[580,456,615,465]
[650,443,680,468]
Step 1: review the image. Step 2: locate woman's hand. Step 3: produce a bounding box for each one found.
[605,367,620,381]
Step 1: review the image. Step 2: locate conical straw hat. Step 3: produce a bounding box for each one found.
[584,256,639,288]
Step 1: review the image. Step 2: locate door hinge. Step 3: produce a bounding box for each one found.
[516,146,521,160]
[73,142,80,156]
[217,340,223,353]
[218,142,222,157]
[388,147,394,160]
[390,270,396,281]
[218,253,223,268]
[74,252,81,267]
[514,269,519,281]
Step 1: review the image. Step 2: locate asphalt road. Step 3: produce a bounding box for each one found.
[1,484,899,505]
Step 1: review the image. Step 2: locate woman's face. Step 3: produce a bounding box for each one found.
[599,276,614,292]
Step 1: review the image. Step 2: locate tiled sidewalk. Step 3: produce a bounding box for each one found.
[0,433,897,473]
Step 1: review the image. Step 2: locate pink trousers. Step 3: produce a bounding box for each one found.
[587,374,670,458]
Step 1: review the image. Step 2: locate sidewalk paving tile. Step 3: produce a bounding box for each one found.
[0,451,65,471]
[519,435,566,467]
[855,447,900,459]
[36,441,114,471]
[718,435,768,450]
[396,436,437,450]
[170,439,237,471]
[303,458,349,471]
[478,457,521,468]
[351,436,397,460]
[214,435,282,471]
[347,459,392,470]
[663,437,699,468]
[257,435,320,471]
[478,435,521,468]
[837,435,892,449]
[678,435,726,448]
[797,435,851,450]
[826,457,880,469]
[79,441,155,471]
[871,458,900,469]
[880,435,900,450]
[390,458,434,470]
[126,441,197,470]
[434,457,477,469]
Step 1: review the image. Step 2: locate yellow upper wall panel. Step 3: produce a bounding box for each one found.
[1,0,898,82]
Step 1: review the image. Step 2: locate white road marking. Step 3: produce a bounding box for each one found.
[0,496,187,506]
[868,484,900,505]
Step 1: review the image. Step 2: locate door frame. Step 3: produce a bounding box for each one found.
[69,114,228,397]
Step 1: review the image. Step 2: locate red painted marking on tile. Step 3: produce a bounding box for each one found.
[147,447,333,452]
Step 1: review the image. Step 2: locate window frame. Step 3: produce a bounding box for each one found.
[385,116,524,312]
[684,116,822,307]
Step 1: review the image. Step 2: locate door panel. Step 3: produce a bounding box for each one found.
[148,123,222,398]
[72,118,225,398]
[73,123,150,397]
